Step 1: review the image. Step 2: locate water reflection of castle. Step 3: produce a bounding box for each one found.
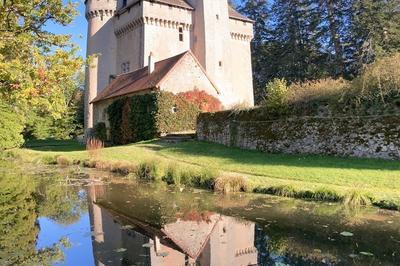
[88,185,258,266]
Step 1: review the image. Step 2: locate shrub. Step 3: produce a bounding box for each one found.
[109,161,137,175]
[288,78,349,103]
[350,53,400,105]
[136,160,161,181]
[178,89,222,112]
[93,122,107,142]
[56,156,72,166]
[373,199,399,211]
[86,138,104,159]
[309,188,342,202]
[0,102,24,150]
[264,78,289,113]
[214,174,248,193]
[163,165,181,185]
[190,168,218,189]
[343,190,373,207]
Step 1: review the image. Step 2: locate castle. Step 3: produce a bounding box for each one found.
[84,0,254,132]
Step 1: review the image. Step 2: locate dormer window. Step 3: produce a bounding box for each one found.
[178,26,184,42]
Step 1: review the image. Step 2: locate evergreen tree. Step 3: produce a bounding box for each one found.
[346,0,400,76]
[238,0,270,102]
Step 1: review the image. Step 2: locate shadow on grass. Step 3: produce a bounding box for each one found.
[24,139,85,152]
[140,140,400,171]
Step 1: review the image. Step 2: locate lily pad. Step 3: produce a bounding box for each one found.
[360,251,374,257]
[340,231,354,237]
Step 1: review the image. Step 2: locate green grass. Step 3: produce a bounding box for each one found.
[10,139,400,210]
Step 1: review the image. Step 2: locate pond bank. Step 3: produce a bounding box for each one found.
[5,139,400,211]
[2,161,400,265]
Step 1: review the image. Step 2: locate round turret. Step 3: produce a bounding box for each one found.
[84,0,117,135]
[85,0,117,21]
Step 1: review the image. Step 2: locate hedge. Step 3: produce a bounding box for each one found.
[107,91,200,144]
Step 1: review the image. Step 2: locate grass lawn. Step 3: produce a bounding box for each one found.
[15,139,400,206]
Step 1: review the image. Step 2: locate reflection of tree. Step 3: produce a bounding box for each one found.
[0,172,37,265]
[0,168,79,265]
[0,172,67,265]
[35,177,87,225]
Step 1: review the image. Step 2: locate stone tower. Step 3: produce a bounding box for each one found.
[84,0,117,134]
[187,0,254,106]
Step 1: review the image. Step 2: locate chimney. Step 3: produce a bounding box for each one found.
[148,52,155,75]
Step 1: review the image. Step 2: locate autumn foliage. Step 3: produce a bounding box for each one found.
[178,89,222,112]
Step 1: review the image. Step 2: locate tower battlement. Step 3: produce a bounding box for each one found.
[85,0,117,19]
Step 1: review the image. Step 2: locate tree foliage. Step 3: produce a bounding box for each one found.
[0,101,24,150]
[238,0,400,103]
[0,0,84,144]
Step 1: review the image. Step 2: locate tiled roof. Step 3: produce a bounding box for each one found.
[228,6,253,23]
[153,0,194,10]
[92,52,188,103]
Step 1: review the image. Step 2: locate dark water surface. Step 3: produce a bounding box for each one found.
[1,163,400,266]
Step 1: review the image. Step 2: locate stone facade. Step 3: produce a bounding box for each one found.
[197,113,400,160]
[84,0,254,132]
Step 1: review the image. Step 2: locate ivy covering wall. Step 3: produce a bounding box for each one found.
[106,91,200,145]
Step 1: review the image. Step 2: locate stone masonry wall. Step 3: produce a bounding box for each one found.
[197,113,400,160]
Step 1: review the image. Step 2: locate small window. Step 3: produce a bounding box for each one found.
[171,105,178,113]
[219,61,223,67]
[122,0,127,7]
[216,14,219,20]
[121,61,130,73]
[178,26,184,42]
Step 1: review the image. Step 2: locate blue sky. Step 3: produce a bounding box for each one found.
[45,0,243,58]
[45,0,87,58]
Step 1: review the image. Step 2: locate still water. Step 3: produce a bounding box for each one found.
[1,163,400,266]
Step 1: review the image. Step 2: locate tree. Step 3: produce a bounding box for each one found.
[0,0,84,144]
[345,0,400,76]
[238,0,270,102]
[238,0,400,100]
[0,101,24,150]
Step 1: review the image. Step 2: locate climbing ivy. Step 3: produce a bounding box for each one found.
[107,91,199,144]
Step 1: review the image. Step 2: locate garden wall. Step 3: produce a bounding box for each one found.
[197,112,400,160]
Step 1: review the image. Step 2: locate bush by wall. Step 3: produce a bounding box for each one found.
[107,91,200,144]
[93,122,107,142]
[0,102,24,150]
[263,53,400,116]
[178,89,222,112]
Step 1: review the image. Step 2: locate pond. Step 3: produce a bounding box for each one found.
[1,162,399,266]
